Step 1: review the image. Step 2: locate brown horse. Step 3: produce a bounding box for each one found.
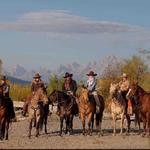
[126,82,150,137]
[49,90,76,136]
[78,86,105,136]
[0,86,13,140]
[27,87,49,138]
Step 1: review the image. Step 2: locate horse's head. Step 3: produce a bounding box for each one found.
[49,90,58,104]
[79,86,89,104]
[35,87,49,105]
[109,83,119,97]
[126,81,138,99]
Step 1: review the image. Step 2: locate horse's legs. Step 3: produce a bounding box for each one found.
[65,117,69,135]
[125,114,131,133]
[146,113,150,137]
[68,115,73,134]
[65,115,73,136]
[96,113,103,136]
[148,113,150,137]
[80,113,86,136]
[2,121,5,140]
[35,116,40,137]
[135,112,141,134]
[87,113,93,136]
[112,113,116,135]
[91,115,94,133]
[141,113,146,137]
[0,124,2,140]
[5,120,9,140]
[44,115,48,134]
[44,105,49,134]
[120,113,124,135]
[28,119,32,138]
[70,115,74,133]
[1,119,5,140]
[60,117,64,136]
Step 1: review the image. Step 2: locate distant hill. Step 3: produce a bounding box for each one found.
[4,54,122,82]
[7,76,30,85]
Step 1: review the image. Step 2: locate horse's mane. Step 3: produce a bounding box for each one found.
[57,90,70,99]
[51,90,70,100]
[137,85,148,95]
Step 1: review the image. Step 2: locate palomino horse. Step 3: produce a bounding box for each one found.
[0,86,14,140]
[27,87,49,138]
[78,86,105,136]
[49,90,77,136]
[109,83,130,135]
[126,82,150,137]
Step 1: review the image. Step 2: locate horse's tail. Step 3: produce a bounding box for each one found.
[96,95,105,128]
[95,112,103,127]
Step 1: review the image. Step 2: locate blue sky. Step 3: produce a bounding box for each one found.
[0,0,150,70]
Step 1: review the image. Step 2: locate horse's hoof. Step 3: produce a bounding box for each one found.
[35,134,39,138]
[119,133,123,136]
[98,132,103,137]
[142,133,146,137]
[45,130,48,134]
[88,132,92,136]
[112,133,116,136]
[82,132,86,136]
[28,136,31,139]
[67,132,70,136]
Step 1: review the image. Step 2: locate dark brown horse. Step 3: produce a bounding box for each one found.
[126,82,150,137]
[78,86,105,136]
[49,90,76,136]
[0,86,13,140]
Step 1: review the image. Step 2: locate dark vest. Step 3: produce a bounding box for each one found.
[63,79,77,95]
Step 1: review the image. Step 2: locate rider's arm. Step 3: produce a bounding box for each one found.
[72,80,77,95]
[31,82,35,94]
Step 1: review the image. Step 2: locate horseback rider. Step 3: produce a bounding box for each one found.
[31,73,45,95]
[0,75,15,119]
[56,72,78,116]
[118,73,132,114]
[22,73,46,116]
[86,71,100,114]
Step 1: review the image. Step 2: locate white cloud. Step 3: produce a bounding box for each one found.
[0,10,143,34]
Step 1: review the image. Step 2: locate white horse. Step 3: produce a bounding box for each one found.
[109,83,130,135]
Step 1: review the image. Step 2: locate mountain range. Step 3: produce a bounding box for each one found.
[3,55,122,83]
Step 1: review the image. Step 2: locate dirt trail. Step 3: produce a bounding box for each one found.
[0,112,150,149]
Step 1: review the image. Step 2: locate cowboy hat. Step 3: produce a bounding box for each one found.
[33,73,41,78]
[0,75,7,80]
[86,71,97,76]
[64,72,73,78]
[122,73,127,78]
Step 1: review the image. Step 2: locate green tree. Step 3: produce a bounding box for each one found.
[122,55,148,85]
[47,75,64,94]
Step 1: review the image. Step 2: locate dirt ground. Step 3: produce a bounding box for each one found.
[0,111,150,149]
